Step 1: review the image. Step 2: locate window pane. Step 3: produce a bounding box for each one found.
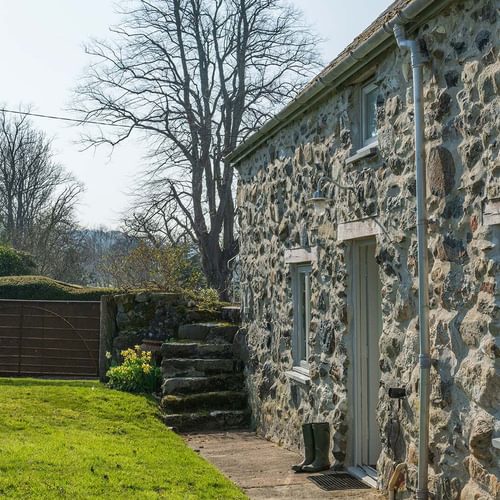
[364,86,378,141]
[304,272,311,361]
[300,272,307,361]
[293,265,312,367]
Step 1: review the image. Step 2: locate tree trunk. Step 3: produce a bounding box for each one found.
[199,232,237,301]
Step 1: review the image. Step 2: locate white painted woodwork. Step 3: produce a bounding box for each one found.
[345,144,378,165]
[352,239,382,471]
[285,369,311,385]
[347,466,378,488]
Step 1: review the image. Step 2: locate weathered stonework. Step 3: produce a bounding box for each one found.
[235,1,499,497]
[105,292,221,363]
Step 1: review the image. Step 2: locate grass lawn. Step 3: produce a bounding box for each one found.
[0,378,246,499]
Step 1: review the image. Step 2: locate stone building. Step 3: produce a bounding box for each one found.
[227,0,499,497]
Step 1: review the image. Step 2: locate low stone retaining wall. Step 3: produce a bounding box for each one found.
[99,291,231,377]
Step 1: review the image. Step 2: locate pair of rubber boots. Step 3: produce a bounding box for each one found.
[292,422,331,473]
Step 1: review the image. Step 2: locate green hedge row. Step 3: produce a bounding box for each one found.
[0,276,119,301]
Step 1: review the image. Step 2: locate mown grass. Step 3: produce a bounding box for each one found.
[0,378,246,499]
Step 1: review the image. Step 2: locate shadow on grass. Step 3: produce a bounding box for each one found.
[0,377,99,389]
[0,377,160,406]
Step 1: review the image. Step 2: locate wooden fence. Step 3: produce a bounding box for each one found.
[0,299,100,377]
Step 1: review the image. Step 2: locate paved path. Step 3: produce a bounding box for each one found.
[185,431,386,499]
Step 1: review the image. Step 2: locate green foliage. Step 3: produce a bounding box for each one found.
[0,246,36,277]
[189,287,225,311]
[0,275,118,301]
[0,378,245,499]
[107,346,162,393]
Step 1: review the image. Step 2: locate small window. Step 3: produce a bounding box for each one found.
[292,264,312,372]
[361,82,378,147]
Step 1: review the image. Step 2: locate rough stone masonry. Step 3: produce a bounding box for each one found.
[235,0,499,498]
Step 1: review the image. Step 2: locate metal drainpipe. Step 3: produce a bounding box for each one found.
[392,24,430,500]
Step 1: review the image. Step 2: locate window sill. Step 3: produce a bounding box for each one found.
[345,143,378,165]
[285,368,311,386]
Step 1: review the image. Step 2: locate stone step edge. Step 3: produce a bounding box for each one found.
[160,344,235,358]
[163,409,251,432]
[164,409,249,418]
[163,374,243,381]
[161,362,241,378]
[161,374,245,396]
[161,342,234,349]
[161,390,247,402]
[162,357,237,362]
[160,391,248,411]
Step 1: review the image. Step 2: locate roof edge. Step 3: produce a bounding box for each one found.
[226,0,456,166]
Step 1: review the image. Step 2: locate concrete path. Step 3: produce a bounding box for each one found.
[185,431,386,499]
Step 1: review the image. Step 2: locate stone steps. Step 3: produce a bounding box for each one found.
[160,321,250,433]
[161,391,248,413]
[162,373,245,396]
[221,306,241,324]
[161,342,234,360]
[164,409,250,432]
[161,358,243,378]
[177,323,239,343]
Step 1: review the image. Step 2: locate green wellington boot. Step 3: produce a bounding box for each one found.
[301,422,331,473]
[291,423,315,472]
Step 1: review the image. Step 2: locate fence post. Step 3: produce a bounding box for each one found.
[99,295,116,382]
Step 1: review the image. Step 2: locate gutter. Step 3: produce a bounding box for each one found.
[226,0,456,167]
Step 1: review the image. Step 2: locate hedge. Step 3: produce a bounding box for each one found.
[0,276,119,301]
[0,246,36,277]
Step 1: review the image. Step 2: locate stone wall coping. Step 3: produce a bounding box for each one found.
[285,369,311,386]
[337,218,382,242]
[284,246,318,264]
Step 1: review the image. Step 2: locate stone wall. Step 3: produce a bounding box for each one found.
[103,292,221,365]
[236,0,499,497]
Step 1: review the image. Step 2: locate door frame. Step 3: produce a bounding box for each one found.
[346,237,381,487]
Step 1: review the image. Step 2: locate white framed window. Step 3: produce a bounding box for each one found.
[292,264,312,373]
[361,81,378,147]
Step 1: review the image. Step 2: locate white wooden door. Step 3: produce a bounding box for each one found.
[353,239,382,472]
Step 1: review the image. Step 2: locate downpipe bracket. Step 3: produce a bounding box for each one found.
[419,354,431,369]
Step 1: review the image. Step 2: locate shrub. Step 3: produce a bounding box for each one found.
[100,242,204,291]
[0,246,36,276]
[106,346,161,394]
[0,275,118,301]
[189,287,223,311]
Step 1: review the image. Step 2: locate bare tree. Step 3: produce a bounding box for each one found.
[0,110,83,280]
[75,0,321,298]
[123,179,197,246]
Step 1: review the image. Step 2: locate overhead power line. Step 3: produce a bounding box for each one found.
[0,108,129,128]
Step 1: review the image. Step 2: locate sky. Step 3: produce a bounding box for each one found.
[0,0,392,229]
